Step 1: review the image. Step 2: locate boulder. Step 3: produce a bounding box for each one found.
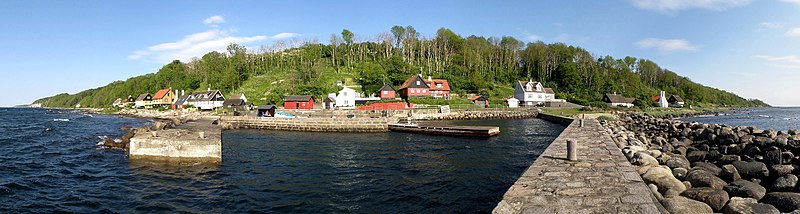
[723,197,780,214]
[665,155,691,170]
[732,161,769,179]
[685,169,727,189]
[769,164,796,177]
[724,180,767,200]
[687,150,709,162]
[692,162,722,176]
[642,166,687,197]
[721,164,742,183]
[661,196,714,214]
[681,187,730,211]
[771,174,798,191]
[632,152,659,166]
[761,192,800,213]
[719,155,742,165]
[673,168,688,180]
[764,147,783,165]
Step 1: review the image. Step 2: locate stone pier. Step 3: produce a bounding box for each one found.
[129,118,222,163]
[493,116,667,213]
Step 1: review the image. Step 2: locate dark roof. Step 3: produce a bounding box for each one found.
[323,96,336,102]
[378,84,395,92]
[136,93,152,101]
[517,80,553,94]
[283,95,313,102]
[186,90,224,102]
[544,88,554,94]
[258,105,276,110]
[125,95,135,102]
[174,95,191,105]
[604,93,635,104]
[398,75,429,90]
[223,99,245,106]
[469,95,488,101]
[669,95,684,102]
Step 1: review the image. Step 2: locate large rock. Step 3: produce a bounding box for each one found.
[681,187,730,211]
[692,162,722,176]
[721,164,742,183]
[632,151,659,166]
[723,197,780,214]
[685,169,727,189]
[771,174,798,191]
[665,155,691,169]
[642,166,687,197]
[687,150,709,162]
[661,196,714,214]
[732,161,769,179]
[761,192,800,213]
[724,180,767,200]
[769,164,796,177]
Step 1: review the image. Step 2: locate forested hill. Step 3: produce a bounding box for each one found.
[34,26,769,108]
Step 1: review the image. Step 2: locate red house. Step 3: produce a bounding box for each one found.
[470,96,490,108]
[424,76,451,98]
[397,75,429,99]
[378,84,396,99]
[283,95,314,109]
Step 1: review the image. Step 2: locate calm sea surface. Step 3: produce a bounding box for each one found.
[0,108,564,213]
[680,107,800,131]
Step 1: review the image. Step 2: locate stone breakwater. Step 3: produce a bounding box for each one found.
[218,116,390,132]
[602,112,800,213]
[415,109,538,121]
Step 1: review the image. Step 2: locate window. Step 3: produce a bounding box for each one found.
[538,94,542,98]
[343,92,347,96]
[437,83,442,88]
[383,91,388,95]
[527,94,533,98]
[423,89,427,93]
[416,81,420,85]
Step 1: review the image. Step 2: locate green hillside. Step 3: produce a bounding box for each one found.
[34,26,769,108]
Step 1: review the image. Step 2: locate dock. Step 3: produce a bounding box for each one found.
[388,123,500,137]
[128,117,222,163]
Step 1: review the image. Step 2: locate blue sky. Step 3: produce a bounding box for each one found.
[2,0,799,106]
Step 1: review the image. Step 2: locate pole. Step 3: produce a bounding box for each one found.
[567,140,577,161]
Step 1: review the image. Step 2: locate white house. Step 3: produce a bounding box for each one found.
[185,90,225,110]
[514,79,556,107]
[603,93,635,108]
[657,91,668,108]
[333,86,380,109]
[506,97,519,108]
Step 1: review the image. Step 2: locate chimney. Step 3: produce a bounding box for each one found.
[428,76,432,82]
[207,88,210,92]
[181,90,185,96]
[613,92,617,95]
[418,73,422,78]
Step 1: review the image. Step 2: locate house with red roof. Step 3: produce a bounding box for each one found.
[424,76,450,98]
[152,88,176,108]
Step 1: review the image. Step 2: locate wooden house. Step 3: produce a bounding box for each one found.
[134,93,153,109]
[152,88,176,108]
[669,95,685,108]
[603,93,635,108]
[223,98,253,111]
[397,74,430,99]
[470,96,490,108]
[506,97,519,108]
[424,76,451,98]
[257,105,277,117]
[378,84,396,99]
[283,95,314,109]
[173,95,191,109]
[323,96,336,109]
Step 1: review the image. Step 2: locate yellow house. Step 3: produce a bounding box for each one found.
[152,88,176,108]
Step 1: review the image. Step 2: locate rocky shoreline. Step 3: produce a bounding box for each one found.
[602,112,800,213]
[101,109,208,150]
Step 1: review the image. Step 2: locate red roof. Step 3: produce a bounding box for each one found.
[469,95,481,101]
[153,88,171,99]
[425,79,451,91]
[651,95,660,102]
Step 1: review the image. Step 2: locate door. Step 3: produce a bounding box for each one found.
[295,103,299,109]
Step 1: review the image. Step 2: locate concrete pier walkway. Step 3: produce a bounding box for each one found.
[493,118,666,213]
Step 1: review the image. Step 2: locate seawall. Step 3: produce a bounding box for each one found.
[493,115,666,213]
[218,116,391,132]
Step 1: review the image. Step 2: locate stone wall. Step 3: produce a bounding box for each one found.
[219,116,390,132]
[536,113,575,126]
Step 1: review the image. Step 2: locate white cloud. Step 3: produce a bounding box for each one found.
[754,55,800,69]
[524,34,542,41]
[780,0,800,5]
[128,16,299,63]
[630,0,752,13]
[271,32,301,40]
[203,15,225,26]
[787,28,800,37]
[759,22,784,30]
[635,38,699,53]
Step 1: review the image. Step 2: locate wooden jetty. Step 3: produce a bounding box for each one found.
[388,123,500,137]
